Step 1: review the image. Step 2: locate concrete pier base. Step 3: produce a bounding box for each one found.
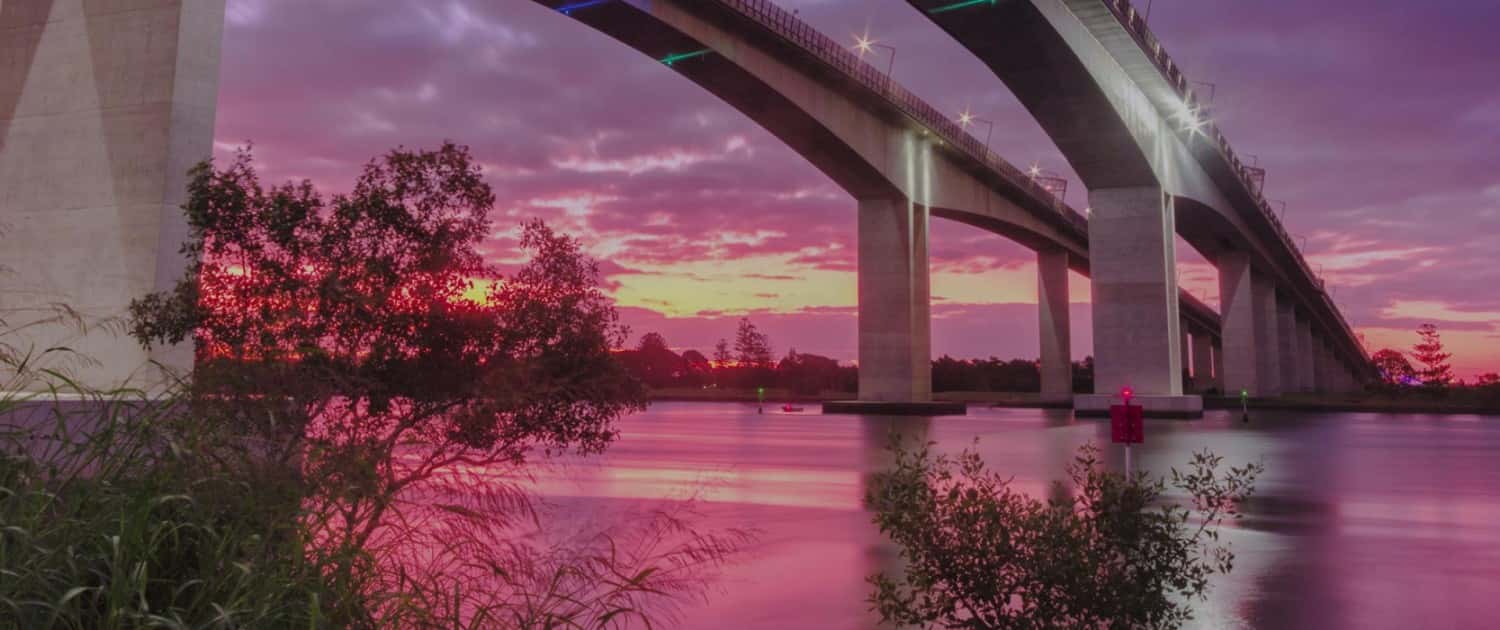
[1075,394,1203,419]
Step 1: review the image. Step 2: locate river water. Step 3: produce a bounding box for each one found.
[531,402,1500,629]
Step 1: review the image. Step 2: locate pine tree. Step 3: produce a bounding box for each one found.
[1411,323,1454,389]
[713,339,732,365]
[734,318,773,368]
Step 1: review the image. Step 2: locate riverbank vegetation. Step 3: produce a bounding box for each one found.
[867,440,1263,629]
[2,144,745,627]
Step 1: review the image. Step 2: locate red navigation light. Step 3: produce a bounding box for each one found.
[1121,387,1134,402]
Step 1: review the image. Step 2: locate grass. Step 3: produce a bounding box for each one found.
[0,380,329,628]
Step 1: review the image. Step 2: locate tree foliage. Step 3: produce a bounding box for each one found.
[120,143,751,626]
[1412,323,1454,389]
[1372,348,1416,387]
[734,318,773,368]
[867,440,1262,629]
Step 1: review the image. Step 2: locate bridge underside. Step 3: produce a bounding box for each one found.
[907,0,1372,406]
[5,0,1247,414]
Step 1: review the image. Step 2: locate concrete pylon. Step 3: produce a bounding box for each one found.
[1277,298,1299,395]
[1037,247,1072,403]
[1251,272,1282,396]
[1218,251,1257,396]
[1295,315,1315,392]
[857,197,931,402]
[0,0,227,392]
[1075,187,1199,417]
[1191,331,1217,393]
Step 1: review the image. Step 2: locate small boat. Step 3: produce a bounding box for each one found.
[781,404,805,412]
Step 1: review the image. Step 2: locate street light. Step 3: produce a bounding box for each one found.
[852,32,897,79]
[957,109,995,153]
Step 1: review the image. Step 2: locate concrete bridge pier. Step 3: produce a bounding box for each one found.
[1218,251,1257,396]
[1310,336,1326,393]
[1295,315,1316,393]
[1074,187,1200,418]
[1252,273,1283,397]
[0,0,225,393]
[1190,329,1219,393]
[856,196,932,404]
[1037,247,1072,403]
[1277,297,1299,395]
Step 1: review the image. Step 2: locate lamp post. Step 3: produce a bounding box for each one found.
[852,33,897,81]
[957,109,995,154]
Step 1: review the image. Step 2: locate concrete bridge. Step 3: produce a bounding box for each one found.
[0,0,1369,413]
[905,0,1376,412]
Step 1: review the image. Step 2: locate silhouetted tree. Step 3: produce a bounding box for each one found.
[777,349,844,395]
[734,318,773,368]
[128,143,654,624]
[1412,323,1454,389]
[713,339,732,365]
[618,332,686,389]
[1371,348,1416,387]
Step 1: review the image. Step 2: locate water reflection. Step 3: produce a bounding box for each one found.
[541,403,1500,629]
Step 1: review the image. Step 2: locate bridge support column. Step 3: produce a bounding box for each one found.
[1252,273,1283,397]
[1276,297,1299,395]
[1213,341,1225,393]
[1314,338,1332,394]
[1191,331,1218,393]
[0,0,225,392]
[1074,188,1200,418]
[1295,315,1316,393]
[1037,247,1072,403]
[857,197,931,403]
[1218,251,1258,396]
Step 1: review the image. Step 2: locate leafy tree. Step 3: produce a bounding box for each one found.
[867,440,1262,629]
[713,338,732,365]
[1412,323,1454,389]
[1372,348,1416,387]
[619,331,686,389]
[125,144,748,625]
[734,317,773,368]
[638,331,669,353]
[777,348,845,395]
[1477,373,1500,387]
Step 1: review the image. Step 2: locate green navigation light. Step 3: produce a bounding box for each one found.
[928,0,997,14]
[660,49,712,66]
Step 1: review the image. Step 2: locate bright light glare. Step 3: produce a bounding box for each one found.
[853,33,876,55]
[958,110,974,126]
[1028,164,1042,177]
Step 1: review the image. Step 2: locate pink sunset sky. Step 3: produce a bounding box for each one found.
[213,0,1500,378]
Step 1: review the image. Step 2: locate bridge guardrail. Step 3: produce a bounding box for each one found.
[717,0,1090,235]
[1100,0,1365,358]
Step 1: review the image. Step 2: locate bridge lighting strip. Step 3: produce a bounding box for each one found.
[661,49,713,66]
[556,0,609,15]
[928,0,997,14]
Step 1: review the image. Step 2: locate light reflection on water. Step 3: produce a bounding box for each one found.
[534,403,1500,629]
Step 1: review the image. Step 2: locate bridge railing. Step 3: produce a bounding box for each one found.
[1100,0,1365,356]
[717,0,1089,235]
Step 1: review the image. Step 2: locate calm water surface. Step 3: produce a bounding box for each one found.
[533,402,1500,629]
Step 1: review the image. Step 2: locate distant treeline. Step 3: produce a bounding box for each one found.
[616,319,1096,394]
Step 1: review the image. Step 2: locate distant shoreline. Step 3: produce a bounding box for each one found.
[645,388,1500,417]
